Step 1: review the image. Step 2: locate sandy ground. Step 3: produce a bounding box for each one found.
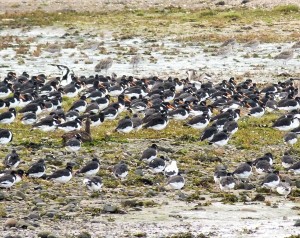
[0,0,300,13]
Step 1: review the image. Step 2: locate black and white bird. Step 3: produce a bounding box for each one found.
[95,95,110,111]
[164,160,179,177]
[184,114,209,130]
[288,161,300,174]
[200,124,218,141]
[0,170,24,189]
[0,83,13,98]
[168,104,190,120]
[284,132,298,146]
[223,117,238,135]
[102,104,120,120]
[140,144,158,162]
[255,160,272,175]
[76,158,100,177]
[47,163,74,184]
[83,176,103,192]
[115,116,133,133]
[57,118,82,132]
[0,129,13,144]
[21,112,37,125]
[65,134,82,152]
[209,130,230,147]
[0,108,16,124]
[281,152,294,168]
[148,156,167,173]
[261,171,280,189]
[89,112,105,127]
[68,96,87,113]
[253,152,274,166]
[26,159,46,178]
[219,174,236,191]
[276,182,291,198]
[233,162,252,181]
[273,115,299,131]
[248,106,265,118]
[166,175,185,190]
[65,110,80,122]
[3,149,20,168]
[19,102,44,115]
[143,113,168,130]
[213,165,228,184]
[131,114,143,130]
[113,161,128,179]
[32,116,60,132]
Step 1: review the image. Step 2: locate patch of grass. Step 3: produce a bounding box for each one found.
[274,4,299,13]
[0,7,300,43]
[220,11,242,20]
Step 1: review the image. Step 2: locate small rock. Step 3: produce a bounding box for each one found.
[78,231,92,238]
[4,235,22,238]
[252,194,265,201]
[45,211,57,218]
[4,218,17,228]
[15,191,26,200]
[0,191,6,200]
[135,168,144,176]
[48,235,59,238]
[38,231,51,238]
[295,180,300,188]
[16,220,30,229]
[102,204,117,213]
[216,1,225,6]
[294,219,300,227]
[28,212,40,220]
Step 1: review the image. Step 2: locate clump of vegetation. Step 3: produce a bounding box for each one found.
[274,4,299,13]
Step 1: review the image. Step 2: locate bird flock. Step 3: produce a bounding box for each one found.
[0,66,300,198]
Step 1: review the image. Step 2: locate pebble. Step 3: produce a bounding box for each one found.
[0,191,6,200]
[28,212,41,220]
[4,218,17,228]
[294,219,300,227]
[78,231,92,238]
[103,204,118,213]
[15,191,26,200]
[295,180,300,189]
[38,231,51,238]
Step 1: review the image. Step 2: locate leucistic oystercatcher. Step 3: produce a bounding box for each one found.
[83,176,103,192]
[164,160,179,177]
[276,182,291,198]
